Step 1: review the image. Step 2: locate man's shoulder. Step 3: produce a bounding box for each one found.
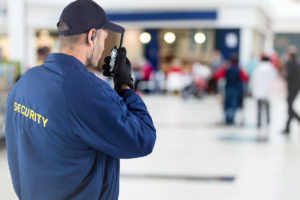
[63,67,109,91]
[22,65,44,77]
[10,65,45,91]
[63,69,120,105]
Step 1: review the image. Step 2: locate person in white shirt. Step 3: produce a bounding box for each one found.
[251,54,277,128]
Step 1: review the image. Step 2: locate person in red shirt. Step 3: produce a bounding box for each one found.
[214,54,248,124]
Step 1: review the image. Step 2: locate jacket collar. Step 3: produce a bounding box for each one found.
[45,53,87,72]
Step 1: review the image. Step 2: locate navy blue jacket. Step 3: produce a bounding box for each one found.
[5,53,156,200]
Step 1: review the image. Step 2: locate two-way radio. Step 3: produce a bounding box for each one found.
[108,33,124,76]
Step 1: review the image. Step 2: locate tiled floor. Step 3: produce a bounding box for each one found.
[1,92,300,200]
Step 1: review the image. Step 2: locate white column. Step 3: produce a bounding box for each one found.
[7,0,26,70]
[239,27,253,66]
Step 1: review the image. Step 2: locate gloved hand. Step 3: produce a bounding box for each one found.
[114,47,133,92]
[102,56,113,77]
[102,47,133,92]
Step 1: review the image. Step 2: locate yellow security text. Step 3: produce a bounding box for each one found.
[13,102,49,128]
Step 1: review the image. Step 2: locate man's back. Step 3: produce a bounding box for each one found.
[225,66,241,89]
[6,53,156,200]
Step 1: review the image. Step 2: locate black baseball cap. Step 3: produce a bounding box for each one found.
[57,0,124,36]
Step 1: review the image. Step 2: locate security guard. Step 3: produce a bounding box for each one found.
[5,0,156,199]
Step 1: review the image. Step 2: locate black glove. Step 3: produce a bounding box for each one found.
[102,47,133,92]
[102,56,113,77]
[113,47,133,92]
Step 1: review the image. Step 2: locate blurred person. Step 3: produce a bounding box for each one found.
[251,54,277,128]
[192,61,212,82]
[133,57,154,93]
[5,0,156,200]
[282,47,300,134]
[270,51,280,69]
[214,54,248,124]
[281,47,295,67]
[142,59,154,82]
[37,46,50,65]
[182,61,211,99]
[166,58,185,93]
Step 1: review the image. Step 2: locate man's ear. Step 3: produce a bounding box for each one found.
[86,29,97,45]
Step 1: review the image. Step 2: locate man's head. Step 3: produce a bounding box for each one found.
[230,53,239,66]
[261,54,270,62]
[58,22,108,67]
[57,0,124,67]
[287,45,298,62]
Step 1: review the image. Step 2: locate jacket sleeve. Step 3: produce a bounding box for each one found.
[213,67,226,81]
[239,69,249,82]
[66,73,156,159]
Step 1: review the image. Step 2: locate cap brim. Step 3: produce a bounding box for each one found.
[102,22,125,34]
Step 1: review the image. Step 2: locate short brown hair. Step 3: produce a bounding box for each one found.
[58,22,82,49]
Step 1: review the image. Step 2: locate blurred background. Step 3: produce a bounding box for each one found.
[1,0,300,199]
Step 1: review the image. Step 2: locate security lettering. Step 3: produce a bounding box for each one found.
[14,102,49,128]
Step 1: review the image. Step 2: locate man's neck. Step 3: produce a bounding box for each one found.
[60,47,86,66]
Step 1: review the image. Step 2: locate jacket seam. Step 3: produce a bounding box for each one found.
[61,64,77,137]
